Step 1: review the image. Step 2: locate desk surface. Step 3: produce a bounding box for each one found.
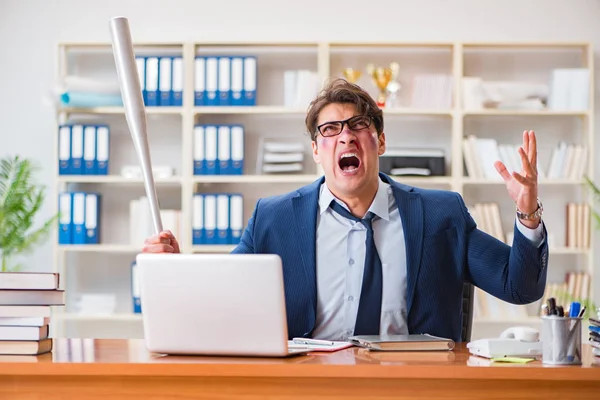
[0,339,598,379]
[1,339,599,400]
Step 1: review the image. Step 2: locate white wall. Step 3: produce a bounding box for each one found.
[1,0,599,295]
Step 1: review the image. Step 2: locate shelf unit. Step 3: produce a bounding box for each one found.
[53,41,595,339]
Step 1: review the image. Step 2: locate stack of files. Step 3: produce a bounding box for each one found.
[192,193,243,245]
[194,125,244,175]
[129,196,182,247]
[58,192,101,245]
[565,203,590,249]
[135,55,183,106]
[547,68,590,111]
[467,202,505,244]
[546,141,588,180]
[462,135,546,180]
[283,70,320,108]
[0,272,64,356]
[194,55,257,106]
[58,124,110,175]
[409,74,453,109]
[259,141,305,174]
[59,75,122,108]
[349,334,455,351]
[539,271,591,317]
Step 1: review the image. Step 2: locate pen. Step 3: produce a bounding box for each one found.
[292,338,335,346]
[569,302,581,318]
[556,306,564,317]
[547,297,557,316]
[577,306,586,319]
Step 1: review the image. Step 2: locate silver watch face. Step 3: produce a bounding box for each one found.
[517,200,542,220]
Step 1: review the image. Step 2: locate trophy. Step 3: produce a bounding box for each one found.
[342,68,362,84]
[386,62,401,108]
[366,63,392,107]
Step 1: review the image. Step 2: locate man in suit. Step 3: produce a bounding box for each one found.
[143,78,548,342]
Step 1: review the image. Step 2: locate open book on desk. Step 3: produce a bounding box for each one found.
[288,338,354,352]
[349,334,455,352]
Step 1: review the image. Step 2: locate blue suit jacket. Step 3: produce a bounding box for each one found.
[232,173,548,342]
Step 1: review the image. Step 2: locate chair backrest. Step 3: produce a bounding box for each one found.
[461,282,474,342]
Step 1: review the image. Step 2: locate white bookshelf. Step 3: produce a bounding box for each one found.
[52,41,595,340]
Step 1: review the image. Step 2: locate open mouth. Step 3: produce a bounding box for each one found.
[338,152,361,172]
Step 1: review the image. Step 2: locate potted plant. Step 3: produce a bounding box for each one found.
[0,155,58,272]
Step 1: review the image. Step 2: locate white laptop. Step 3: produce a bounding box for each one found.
[135,253,308,357]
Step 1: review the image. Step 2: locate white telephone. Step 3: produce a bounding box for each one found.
[467,326,542,359]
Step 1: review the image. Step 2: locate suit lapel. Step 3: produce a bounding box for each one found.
[387,175,424,315]
[291,178,322,317]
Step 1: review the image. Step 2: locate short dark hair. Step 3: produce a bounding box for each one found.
[305,78,384,141]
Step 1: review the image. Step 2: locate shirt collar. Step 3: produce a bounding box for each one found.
[318,177,391,221]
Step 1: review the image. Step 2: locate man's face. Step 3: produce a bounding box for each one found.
[312,102,386,197]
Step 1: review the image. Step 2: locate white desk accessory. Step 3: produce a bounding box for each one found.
[467,326,542,359]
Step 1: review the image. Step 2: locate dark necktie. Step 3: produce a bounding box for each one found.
[329,201,382,335]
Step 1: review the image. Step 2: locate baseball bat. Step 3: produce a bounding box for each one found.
[109,16,163,234]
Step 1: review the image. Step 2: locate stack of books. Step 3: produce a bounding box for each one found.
[0,272,65,356]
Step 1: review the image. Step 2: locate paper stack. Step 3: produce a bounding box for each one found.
[0,272,65,356]
[260,141,305,174]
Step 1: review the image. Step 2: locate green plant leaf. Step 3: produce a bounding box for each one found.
[0,155,58,272]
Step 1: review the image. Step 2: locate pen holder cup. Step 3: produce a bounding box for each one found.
[541,316,582,365]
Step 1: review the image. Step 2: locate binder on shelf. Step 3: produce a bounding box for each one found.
[131,262,141,314]
[243,56,257,106]
[192,194,204,245]
[204,125,218,175]
[145,56,159,106]
[203,194,217,244]
[83,125,96,175]
[194,56,206,106]
[205,56,219,106]
[218,56,231,106]
[231,125,244,175]
[58,192,72,244]
[58,125,71,175]
[71,192,86,244]
[217,125,231,174]
[70,125,84,175]
[216,194,230,245]
[172,56,183,106]
[230,57,244,106]
[193,125,206,175]
[135,56,147,104]
[96,125,109,175]
[158,56,172,106]
[84,193,100,244]
[230,194,243,244]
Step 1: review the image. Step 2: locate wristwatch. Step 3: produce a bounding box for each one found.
[516,198,543,220]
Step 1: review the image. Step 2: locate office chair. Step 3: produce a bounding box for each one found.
[461,282,474,342]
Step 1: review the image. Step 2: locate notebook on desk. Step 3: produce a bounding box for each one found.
[349,334,455,351]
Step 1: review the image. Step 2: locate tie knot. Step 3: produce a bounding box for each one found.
[361,212,376,229]
[329,200,376,231]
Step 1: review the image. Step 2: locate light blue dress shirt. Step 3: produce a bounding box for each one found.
[311,178,544,341]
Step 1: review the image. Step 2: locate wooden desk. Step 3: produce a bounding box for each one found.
[1,339,598,399]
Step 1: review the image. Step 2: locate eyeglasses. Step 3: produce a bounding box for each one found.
[316,115,373,137]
